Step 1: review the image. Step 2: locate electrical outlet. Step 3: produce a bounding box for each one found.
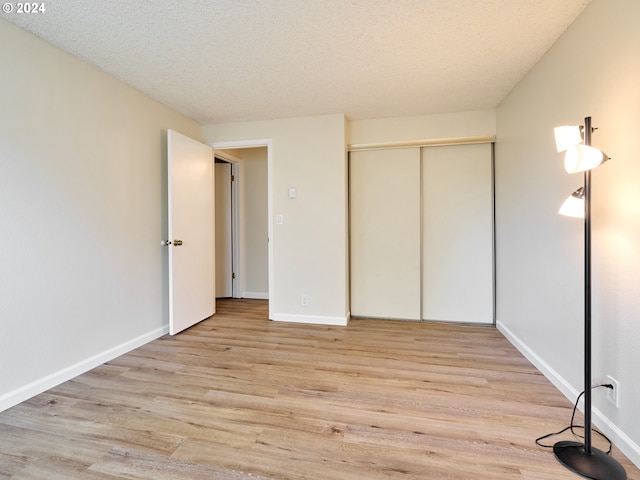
[301,294,309,306]
[607,375,620,408]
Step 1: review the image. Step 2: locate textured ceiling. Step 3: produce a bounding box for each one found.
[2,0,590,124]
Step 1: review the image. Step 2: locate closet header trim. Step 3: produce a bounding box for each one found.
[348,135,495,152]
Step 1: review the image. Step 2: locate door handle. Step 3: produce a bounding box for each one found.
[161,240,183,246]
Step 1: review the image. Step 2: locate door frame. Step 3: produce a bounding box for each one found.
[210,138,273,320]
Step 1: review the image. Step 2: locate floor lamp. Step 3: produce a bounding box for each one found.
[553,117,626,479]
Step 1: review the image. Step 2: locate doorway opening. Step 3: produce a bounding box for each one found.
[212,140,272,318]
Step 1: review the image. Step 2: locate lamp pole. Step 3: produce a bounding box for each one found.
[583,116,592,455]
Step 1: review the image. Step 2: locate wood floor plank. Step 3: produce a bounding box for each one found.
[0,298,638,479]
[90,447,273,480]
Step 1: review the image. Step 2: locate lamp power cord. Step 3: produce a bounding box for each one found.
[535,384,614,454]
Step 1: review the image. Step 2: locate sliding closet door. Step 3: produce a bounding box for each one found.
[422,143,493,324]
[350,148,421,320]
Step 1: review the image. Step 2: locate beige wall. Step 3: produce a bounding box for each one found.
[0,19,202,409]
[495,0,640,465]
[348,109,496,145]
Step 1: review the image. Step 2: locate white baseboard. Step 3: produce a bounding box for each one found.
[497,320,640,469]
[272,311,350,326]
[243,291,269,300]
[0,325,169,413]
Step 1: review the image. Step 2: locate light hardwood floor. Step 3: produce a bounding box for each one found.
[1,299,638,479]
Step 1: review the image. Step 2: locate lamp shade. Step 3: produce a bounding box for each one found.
[554,125,582,152]
[558,187,585,218]
[564,145,609,173]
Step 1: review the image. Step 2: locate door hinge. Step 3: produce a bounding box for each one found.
[232,272,236,279]
[231,175,235,182]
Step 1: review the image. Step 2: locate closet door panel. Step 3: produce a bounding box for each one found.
[422,143,493,323]
[350,148,421,320]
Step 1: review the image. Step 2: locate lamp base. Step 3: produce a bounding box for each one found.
[553,441,626,479]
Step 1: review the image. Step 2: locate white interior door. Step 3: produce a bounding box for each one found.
[422,143,493,323]
[350,148,421,320]
[167,130,215,335]
[215,161,233,297]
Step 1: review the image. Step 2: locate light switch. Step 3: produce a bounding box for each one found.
[276,214,284,224]
[288,187,296,199]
